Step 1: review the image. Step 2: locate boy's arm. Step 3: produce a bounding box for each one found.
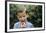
[13,23,19,29]
[30,24,34,28]
[28,22,34,28]
[13,23,16,29]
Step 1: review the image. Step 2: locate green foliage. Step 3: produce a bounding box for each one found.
[9,4,42,29]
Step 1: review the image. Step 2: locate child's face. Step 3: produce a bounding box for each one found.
[17,11,28,22]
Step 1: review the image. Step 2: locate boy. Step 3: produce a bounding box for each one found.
[13,9,34,28]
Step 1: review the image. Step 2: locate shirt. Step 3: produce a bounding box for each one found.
[13,21,34,29]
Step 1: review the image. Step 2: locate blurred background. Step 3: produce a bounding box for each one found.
[9,4,42,29]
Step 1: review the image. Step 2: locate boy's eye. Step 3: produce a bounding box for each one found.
[19,17,21,18]
[23,16,25,17]
[19,16,25,18]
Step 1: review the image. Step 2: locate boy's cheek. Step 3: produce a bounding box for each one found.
[17,17,21,20]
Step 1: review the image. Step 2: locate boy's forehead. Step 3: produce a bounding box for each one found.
[17,11,26,16]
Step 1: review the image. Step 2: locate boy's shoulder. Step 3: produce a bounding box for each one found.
[14,22,20,25]
[27,22,33,25]
[27,22,34,27]
[14,22,20,28]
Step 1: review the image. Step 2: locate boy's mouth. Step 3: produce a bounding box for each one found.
[21,20,25,22]
[21,21,24,22]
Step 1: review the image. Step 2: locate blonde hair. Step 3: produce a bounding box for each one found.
[16,8,29,15]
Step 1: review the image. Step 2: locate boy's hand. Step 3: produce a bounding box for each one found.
[20,22,26,28]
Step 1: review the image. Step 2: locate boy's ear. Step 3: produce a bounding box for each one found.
[16,15,18,17]
[27,14,29,18]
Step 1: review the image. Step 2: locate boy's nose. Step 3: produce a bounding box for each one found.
[21,17,24,19]
[21,17,24,20]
